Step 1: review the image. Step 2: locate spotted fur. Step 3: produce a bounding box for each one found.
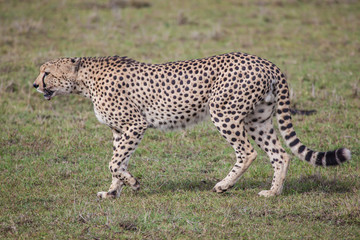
[33,52,351,198]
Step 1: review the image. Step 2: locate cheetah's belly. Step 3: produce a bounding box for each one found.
[144,101,210,130]
[94,107,107,125]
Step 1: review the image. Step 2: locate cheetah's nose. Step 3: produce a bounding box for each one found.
[33,83,39,88]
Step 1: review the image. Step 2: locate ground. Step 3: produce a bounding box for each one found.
[0,0,359,239]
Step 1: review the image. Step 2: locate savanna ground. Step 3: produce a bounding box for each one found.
[0,0,359,239]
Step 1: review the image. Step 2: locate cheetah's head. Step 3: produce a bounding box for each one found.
[33,58,81,100]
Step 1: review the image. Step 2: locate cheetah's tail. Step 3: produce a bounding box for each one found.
[274,73,351,166]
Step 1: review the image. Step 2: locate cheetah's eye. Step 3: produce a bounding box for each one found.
[44,72,50,76]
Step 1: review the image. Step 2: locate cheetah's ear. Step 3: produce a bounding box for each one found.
[69,57,81,73]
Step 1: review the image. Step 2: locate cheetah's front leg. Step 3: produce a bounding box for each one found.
[97,123,147,199]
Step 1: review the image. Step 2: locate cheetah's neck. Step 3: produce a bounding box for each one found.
[72,58,94,99]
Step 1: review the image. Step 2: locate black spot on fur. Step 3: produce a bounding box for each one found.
[325,150,338,166]
[315,152,325,166]
[298,145,306,154]
[285,131,296,140]
[289,138,299,147]
[305,150,313,162]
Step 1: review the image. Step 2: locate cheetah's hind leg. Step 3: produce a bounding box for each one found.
[208,96,258,193]
[245,100,290,197]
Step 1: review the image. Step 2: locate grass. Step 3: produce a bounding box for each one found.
[0,0,359,239]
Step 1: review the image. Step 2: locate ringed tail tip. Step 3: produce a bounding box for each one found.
[320,147,351,167]
[341,148,351,161]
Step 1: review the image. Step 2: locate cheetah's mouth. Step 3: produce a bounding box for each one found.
[43,89,55,101]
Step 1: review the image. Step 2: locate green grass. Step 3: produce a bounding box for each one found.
[1,0,359,239]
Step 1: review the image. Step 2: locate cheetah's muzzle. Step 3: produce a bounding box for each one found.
[43,89,54,101]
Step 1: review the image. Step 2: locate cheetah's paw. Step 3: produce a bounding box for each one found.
[212,181,233,193]
[97,191,120,199]
[258,190,278,197]
[130,181,140,191]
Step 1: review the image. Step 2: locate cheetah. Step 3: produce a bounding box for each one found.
[33,52,351,198]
